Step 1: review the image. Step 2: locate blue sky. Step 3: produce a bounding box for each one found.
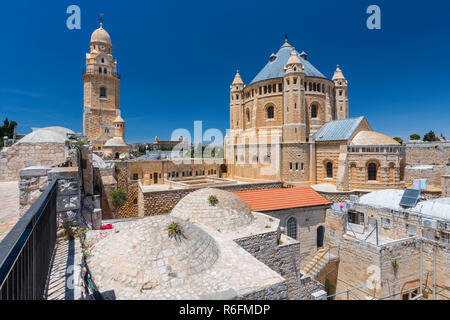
[0,0,449,143]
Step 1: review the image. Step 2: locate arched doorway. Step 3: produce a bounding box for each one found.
[317,226,325,248]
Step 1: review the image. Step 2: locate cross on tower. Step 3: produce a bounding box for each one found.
[99,13,104,27]
[285,34,288,43]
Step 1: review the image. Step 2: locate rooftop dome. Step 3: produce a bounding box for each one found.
[90,23,111,44]
[16,127,73,145]
[86,215,219,291]
[170,188,254,231]
[250,41,327,85]
[351,131,400,146]
[103,136,127,147]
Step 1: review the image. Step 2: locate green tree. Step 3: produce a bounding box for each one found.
[0,118,18,149]
[393,137,403,144]
[423,131,440,142]
[409,134,420,140]
[109,189,127,219]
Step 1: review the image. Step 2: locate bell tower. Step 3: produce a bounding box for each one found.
[333,65,349,120]
[83,17,122,149]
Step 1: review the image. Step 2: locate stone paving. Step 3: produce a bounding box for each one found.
[0,181,20,242]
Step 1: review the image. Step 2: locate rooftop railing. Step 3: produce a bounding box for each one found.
[82,68,121,79]
[0,180,57,300]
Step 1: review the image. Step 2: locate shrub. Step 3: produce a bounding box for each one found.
[393,137,403,144]
[109,189,127,210]
[423,131,440,142]
[392,259,399,270]
[409,134,420,140]
[168,222,182,239]
[208,195,219,206]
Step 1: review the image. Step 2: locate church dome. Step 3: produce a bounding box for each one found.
[351,131,400,145]
[90,24,111,44]
[104,136,127,147]
[250,41,327,85]
[170,188,254,231]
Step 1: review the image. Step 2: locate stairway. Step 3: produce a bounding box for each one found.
[301,247,338,279]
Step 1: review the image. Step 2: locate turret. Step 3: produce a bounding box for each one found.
[283,48,306,142]
[113,115,125,140]
[333,65,349,120]
[230,70,245,130]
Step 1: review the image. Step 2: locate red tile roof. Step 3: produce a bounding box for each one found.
[233,187,331,212]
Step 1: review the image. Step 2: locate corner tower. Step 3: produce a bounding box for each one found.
[230,70,245,131]
[333,65,348,120]
[82,21,122,149]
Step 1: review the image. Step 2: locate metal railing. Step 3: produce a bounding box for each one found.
[0,180,57,300]
[82,68,121,79]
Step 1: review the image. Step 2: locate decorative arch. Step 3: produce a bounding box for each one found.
[389,162,396,183]
[287,217,297,240]
[246,108,251,123]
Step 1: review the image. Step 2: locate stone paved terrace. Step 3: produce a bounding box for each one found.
[0,181,20,242]
[84,211,288,300]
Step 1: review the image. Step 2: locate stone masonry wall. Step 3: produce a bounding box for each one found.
[405,141,450,165]
[0,142,66,181]
[405,165,450,187]
[18,167,50,215]
[138,182,284,217]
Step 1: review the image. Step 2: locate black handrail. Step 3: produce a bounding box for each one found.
[0,179,57,300]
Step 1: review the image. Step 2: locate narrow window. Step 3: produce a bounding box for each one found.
[100,87,107,98]
[311,105,317,118]
[267,106,274,119]
[287,218,297,240]
[368,163,377,181]
[326,162,333,178]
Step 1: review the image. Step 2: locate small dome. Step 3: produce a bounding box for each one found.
[104,136,127,147]
[90,24,111,44]
[86,215,219,291]
[351,131,400,146]
[17,127,73,145]
[170,188,254,231]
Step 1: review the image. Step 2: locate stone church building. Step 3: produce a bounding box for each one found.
[224,40,405,191]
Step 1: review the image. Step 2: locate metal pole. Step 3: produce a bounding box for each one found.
[419,239,423,297]
[433,245,437,300]
[376,220,379,246]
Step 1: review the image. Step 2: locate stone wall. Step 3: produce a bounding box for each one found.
[18,167,50,215]
[264,206,328,267]
[138,181,284,217]
[48,167,82,227]
[0,142,66,181]
[443,175,450,197]
[405,141,450,165]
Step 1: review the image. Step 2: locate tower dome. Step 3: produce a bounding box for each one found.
[170,188,254,231]
[90,23,111,44]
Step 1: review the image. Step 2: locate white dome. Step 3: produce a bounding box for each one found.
[170,188,254,231]
[17,127,73,144]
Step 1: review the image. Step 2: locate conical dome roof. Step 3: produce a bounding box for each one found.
[231,70,244,85]
[90,23,111,44]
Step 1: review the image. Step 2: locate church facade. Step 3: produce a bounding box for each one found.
[224,40,405,191]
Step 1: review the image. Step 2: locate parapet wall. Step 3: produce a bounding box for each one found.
[405,141,450,165]
[405,164,450,187]
[0,142,66,181]
[138,181,283,217]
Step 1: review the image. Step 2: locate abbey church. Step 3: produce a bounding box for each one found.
[81,23,406,192]
[225,39,406,191]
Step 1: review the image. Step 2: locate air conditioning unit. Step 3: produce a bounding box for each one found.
[349,195,359,203]
[422,218,438,229]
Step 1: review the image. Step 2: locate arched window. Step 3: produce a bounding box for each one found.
[311,105,317,118]
[104,68,107,74]
[368,163,377,181]
[100,87,107,98]
[326,162,333,178]
[267,106,274,119]
[246,109,250,123]
[98,67,102,74]
[287,217,297,240]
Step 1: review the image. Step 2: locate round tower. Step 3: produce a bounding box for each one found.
[283,47,306,142]
[333,65,349,120]
[230,70,245,131]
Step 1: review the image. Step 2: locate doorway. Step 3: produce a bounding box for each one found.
[154,172,158,184]
[317,226,325,248]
